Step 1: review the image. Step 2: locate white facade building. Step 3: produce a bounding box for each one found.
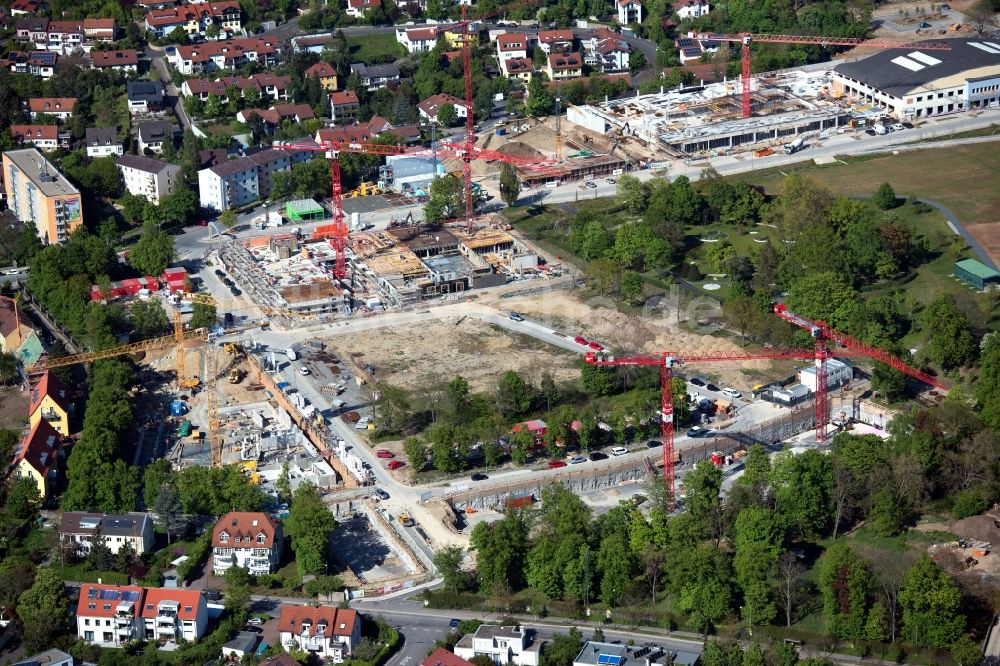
[454,625,542,666]
[799,358,853,393]
[117,154,181,205]
[85,127,122,157]
[59,512,156,555]
[278,606,361,662]
[212,511,283,576]
[76,584,208,649]
[617,0,642,25]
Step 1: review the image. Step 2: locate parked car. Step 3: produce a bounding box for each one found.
[376,449,394,459]
[891,123,905,131]
[548,460,568,469]
[589,451,608,461]
[646,439,662,448]
[449,619,461,629]
[588,341,604,351]
[605,177,617,184]
[471,473,489,481]
[611,446,628,456]
[584,181,597,189]
[223,277,235,287]
[230,286,242,296]
[372,488,389,501]
[509,312,525,322]
[689,377,706,387]
[687,426,708,437]
[722,387,743,399]
[299,366,309,376]
[574,335,589,345]
[865,128,877,136]
[706,383,720,392]
[569,455,586,464]
[246,617,264,626]
[214,269,225,278]
[387,460,404,470]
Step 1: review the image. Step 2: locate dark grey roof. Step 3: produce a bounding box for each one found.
[127,80,164,101]
[137,119,176,142]
[208,154,256,177]
[117,153,174,174]
[834,38,1000,98]
[86,126,119,147]
[350,62,400,79]
[473,625,523,640]
[224,631,260,654]
[12,648,73,666]
[59,512,152,538]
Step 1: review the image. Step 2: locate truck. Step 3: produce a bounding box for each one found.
[285,342,301,361]
[783,136,805,154]
[873,123,888,135]
[398,513,414,527]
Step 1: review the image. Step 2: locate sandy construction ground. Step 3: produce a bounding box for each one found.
[965,222,1000,270]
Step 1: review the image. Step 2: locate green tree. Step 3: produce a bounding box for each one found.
[873,182,897,210]
[190,303,217,330]
[434,545,468,593]
[276,463,291,503]
[130,299,169,338]
[469,510,529,590]
[403,437,428,470]
[540,628,583,666]
[14,221,44,265]
[425,175,464,223]
[579,220,613,260]
[436,103,459,127]
[499,162,521,207]
[771,449,833,540]
[285,481,336,576]
[219,209,238,229]
[620,272,644,304]
[580,361,618,397]
[923,294,977,369]
[153,485,187,544]
[526,76,554,117]
[951,635,983,666]
[977,333,1000,430]
[899,555,966,647]
[17,569,70,653]
[129,222,175,276]
[818,543,870,641]
[864,601,888,642]
[681,460,722,535]
[143,458,176,508]
[497,370,532,417]
[785,271,857,327]
[733,506,783,627]
[616,174,648,215]
[6,477,41,519]
[224,564,251,612]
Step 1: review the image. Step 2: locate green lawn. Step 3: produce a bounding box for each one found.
[48,562,129,585]
[346,33,405,64]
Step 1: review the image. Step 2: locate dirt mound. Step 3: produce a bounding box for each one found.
[496,141,546,160]
[949,510,1000,543]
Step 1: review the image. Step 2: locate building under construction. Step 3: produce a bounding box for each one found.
[567,66,855,157]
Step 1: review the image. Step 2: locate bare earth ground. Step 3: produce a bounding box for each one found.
[965,222,1000,269]
[919,511,1000,578]
[0,386,30,431]
[323,316,581,393]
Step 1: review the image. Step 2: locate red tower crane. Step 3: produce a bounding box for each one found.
[772,303,948,441]
[687,32,951,118]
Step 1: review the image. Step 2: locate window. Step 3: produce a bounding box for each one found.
[85,631,95,641]
[257,533,266,544]
[85,619,91,626]
[219,533,229,543]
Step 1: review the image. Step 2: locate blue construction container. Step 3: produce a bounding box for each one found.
[170,400,187,416]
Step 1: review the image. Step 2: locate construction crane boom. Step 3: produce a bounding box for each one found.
[32,328,206,372]
[688,31,952,118]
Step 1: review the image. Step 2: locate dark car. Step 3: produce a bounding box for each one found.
[687,426,707,437]
[865,128,877,136]
[215,269,225,278]
[223,312,235,328]
[449,619,461,629]
[471,473,488,481]
[223,277,235,287]
[706,383,720,392]
[903,122,914,129]
[588,451,608,461]
[230,286,242,296]
[646,440,662,448]
[689,377,706,387]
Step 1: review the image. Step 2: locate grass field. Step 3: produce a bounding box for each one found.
[739,142,1000,228]
[346,33,404,64]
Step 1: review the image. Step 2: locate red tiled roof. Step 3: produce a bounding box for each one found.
[316,125,372,143]
[422,648,476,666]
[277,605,359,638]
[405,27,438,41]
[443,49,462,62]
[83,18,115,29]
[29,371,70,415]
[329,90,359,106]
[28,97,76,113]
[174,38,277,64]
[10,124,57,141]
[76,585,145,619]
[618,0,641,5]
[496,33,527,50]
[47,20,83,33]
[306,62,336,78]
[92,49,138,67]
[348,0,381,8]
[12,420,60,476]
[504,57,533,73]
[417,93,466,116]
[213,511,280,548]
[538,29,573,43]
[548,52,582,69]
[140,588,204,621]
[0,300,23,339]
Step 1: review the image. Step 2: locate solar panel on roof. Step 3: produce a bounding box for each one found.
[677,38,693,47]
[597,656,623,665]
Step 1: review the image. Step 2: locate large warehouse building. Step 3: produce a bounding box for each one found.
[833,39,1000,120]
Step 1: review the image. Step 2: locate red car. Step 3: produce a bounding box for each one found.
[387,460,405,470]
[548,460,567,469]
[588,341,604,351]
[376,449,394,459]
[574,336,588,345]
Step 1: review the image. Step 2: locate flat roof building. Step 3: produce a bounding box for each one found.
[573,641,701,666]
[954,258,1000,291]
[2,148,83,244]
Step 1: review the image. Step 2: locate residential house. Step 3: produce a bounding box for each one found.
[181,72,291,102]
[349,62,400,90]
[198,146,311,210]
[591,34,631,73]
[537,29,573,54]
[29,370,72,435]
[329,90,360,121]
[136,119,177,154]
[10,125,69,151]
[497,32,529,63]
[672,0,709,19]
[277,605,361,662]
[223,631,261,660]
[75,584,146,648]
[501,56,533,81]
[545,52,583,80]
[91,49,139,73]
[305,62,339,91]
[676,33,721,64]
[42,20,83,54]
[617,0,642,24]
[137,0,178,10]
[167,38,280,75]
[346,0,381,18]
[10,0,47,16]
[139,588,209,643]
[28,97,76,121]
[197,148,229,168]
[1,149,84,244]
[83,18,116,41]
[417,93,468,124]
[5,51,57,78]
[127,80,165,115]
[12,649,74,666]
[236,103,315,132]
[315,117,420,153]
[59,512,156,555]
[367,116,421,143]
[573,641,702,666]
[454,625,542,666]
[211,511,283,575]
[0,298,43,368]
[10,420,61,500]
[15,17,48,44]
[144,1,242,39]
[422,648,476,666]
[291,32,336,53]
[396,26,439,54]
[86,127,123,157]
[117,154,181,204]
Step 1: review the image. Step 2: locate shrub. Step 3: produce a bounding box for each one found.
[951,489,988,519]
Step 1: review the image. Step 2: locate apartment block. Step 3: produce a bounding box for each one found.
[76,584,208,648]
[198,147,311,211]
[2,148,83,244]
[211,511,283,576]
[117,154,180,204]
[59,512,156,555]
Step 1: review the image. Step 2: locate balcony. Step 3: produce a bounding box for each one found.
[115,615,134,627]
